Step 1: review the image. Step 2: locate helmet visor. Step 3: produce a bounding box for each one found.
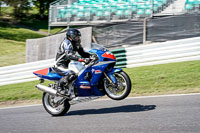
[74,36,81,42]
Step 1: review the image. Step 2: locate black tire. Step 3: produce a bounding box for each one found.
[42,92,70,116]
[104,71,132,100]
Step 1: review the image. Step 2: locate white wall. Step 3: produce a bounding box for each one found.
[26,27,92,62]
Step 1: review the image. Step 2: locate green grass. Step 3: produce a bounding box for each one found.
[0,22,45,42]
[0,81,42,102]
[0,21,46,66]
[0,39,26,66]
[124,60,200,96]
[0,60,200,103]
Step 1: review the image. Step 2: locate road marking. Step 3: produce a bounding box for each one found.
[1,93,200,110]
[127,93,200,99]
[0,104,42,110]
[94,93,200,101]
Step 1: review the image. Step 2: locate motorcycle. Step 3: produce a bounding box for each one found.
[33,43,132,116]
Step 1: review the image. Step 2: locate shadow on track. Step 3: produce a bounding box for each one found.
[67,104,156,116]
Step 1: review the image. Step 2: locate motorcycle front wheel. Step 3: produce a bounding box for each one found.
[42,92,70,116]
[104,71,132,100]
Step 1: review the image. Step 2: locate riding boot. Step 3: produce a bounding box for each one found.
[59,76,69,89]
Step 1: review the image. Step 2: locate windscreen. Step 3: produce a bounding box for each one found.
[91,43,108,51]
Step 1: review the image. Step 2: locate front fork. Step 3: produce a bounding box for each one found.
[104,68,122,87]
[104,72,117,87]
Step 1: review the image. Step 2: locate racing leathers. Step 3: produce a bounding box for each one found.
[54,38,91,91]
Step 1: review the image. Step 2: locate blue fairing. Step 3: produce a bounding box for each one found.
[74,63,107,96]
[44,72,62,80]
[107,68,122,84]
[89,49,106,61]
[34,47,118,97]
[108,68,122,73]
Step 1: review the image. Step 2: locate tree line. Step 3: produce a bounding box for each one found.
[0,0,55,19]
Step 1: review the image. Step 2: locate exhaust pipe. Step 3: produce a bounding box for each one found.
[35,84,57,96]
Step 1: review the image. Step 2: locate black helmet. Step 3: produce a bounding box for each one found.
[66,28,81,44]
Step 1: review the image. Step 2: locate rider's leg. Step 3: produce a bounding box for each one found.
[53,66,77,90]
[59,71,77,88]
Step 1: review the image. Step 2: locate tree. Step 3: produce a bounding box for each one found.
[32,0,54,19]
[0,0,3,16]
[4,0,31,18]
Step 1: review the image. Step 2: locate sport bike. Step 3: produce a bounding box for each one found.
[33,43,131,116]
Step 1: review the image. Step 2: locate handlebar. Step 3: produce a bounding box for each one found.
[86,54,98,67]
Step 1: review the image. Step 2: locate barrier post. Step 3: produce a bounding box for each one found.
[143,18,147,45]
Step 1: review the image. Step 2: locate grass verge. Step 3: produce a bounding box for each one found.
[0,21,46,66]
[124,60,200,96]
[0,81,42,103]
[0,21,45,42]
[0,39,25,66]
[0,60,200,103]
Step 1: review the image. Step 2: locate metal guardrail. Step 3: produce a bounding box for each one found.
[0,59,54,86]
[114,38,200,67]
[0,37,200,86]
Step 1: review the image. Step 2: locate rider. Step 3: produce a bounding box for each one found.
[53,28,91,92]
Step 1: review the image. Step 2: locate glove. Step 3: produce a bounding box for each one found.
[78,58,90,64]
[90,53,98,60]
[78,59,85,62]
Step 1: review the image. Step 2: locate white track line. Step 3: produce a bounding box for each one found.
[1,93,200,110]
[94,93,200,101]
[0,104,42,110]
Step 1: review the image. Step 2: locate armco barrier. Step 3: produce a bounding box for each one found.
[0,59,54,86]
[0,37,200,86]
[115,37,200,67]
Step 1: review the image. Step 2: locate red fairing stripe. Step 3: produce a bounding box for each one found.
[33,68,49,76]
[102,52,116,60]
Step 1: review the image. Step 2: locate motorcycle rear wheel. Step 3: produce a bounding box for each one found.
[42,92,70,116]
[104,71,132,100]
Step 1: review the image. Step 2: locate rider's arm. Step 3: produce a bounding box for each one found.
[64,43,88,62]
[59,40,79,61]
[77,47,91,58]
[65,51,89,63]
[62,40,90,62]
[65,50,80,61]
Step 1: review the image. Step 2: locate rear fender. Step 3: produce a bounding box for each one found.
[107,68,122,84]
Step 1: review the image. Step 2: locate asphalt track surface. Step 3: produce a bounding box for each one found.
[0,94,200,133]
